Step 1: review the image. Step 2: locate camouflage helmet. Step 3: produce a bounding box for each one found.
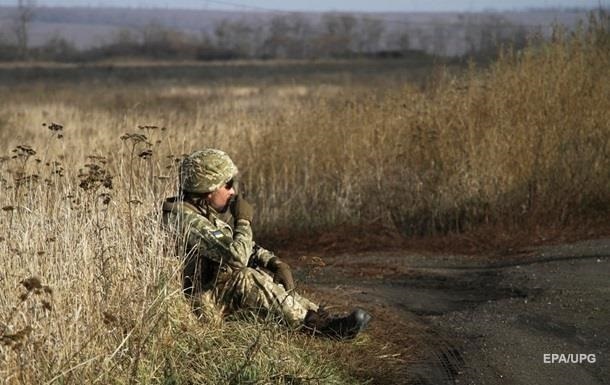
[179,149,238,194]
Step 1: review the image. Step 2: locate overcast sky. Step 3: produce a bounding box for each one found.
[0,0,606,12]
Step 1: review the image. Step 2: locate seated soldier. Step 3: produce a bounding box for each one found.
[161,148,371,339]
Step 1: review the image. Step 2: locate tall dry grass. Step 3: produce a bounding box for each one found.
[0,123,357,383]
[243,15,610,237]
[0,13,608,384]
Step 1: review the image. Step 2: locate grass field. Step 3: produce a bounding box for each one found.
[0,15,609,384]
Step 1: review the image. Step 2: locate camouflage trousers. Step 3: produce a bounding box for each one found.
[193,267,318,327]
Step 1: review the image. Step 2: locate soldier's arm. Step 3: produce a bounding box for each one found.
[186,215,254,269]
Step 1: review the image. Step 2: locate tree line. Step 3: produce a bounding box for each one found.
[0,5,535,62]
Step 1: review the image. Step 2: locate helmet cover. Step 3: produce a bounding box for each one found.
[179,149,238,194]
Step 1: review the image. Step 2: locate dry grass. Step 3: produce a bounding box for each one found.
[0,117,359,382]
[0,14,609,384]
[244,16,610,239]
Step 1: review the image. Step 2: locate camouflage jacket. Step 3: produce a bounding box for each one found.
[161,196,276,290]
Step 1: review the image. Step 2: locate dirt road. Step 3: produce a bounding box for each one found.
[299,238,610,384]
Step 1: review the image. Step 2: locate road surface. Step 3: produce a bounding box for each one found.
[299,238,610,384]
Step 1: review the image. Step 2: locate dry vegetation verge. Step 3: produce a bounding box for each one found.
[1,14,608,384]
[250,18,609,240]
[0,129,357,383]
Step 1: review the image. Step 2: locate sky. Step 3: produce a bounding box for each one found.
[0,0,606,12]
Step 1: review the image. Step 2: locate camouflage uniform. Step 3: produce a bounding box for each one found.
[161,149,318,326]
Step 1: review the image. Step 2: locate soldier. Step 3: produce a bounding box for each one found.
[161,149,371,339]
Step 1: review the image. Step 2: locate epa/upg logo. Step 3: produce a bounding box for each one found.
[543,354,597,364]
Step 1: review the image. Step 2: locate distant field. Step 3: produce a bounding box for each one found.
[0,57,440,86]
[0,35,608,236]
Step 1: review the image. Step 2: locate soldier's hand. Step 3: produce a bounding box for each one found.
[269,258,295,291]
[230,195,254,223]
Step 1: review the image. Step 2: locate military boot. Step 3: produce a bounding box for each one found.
[304,307,371,340]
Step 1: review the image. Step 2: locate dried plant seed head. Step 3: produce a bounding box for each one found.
[21,277,42,291]
[13,145,36,158]
[87,155,107,164]
[42,300,52,311]
[120,133,151,146]
[78,161,113,191]
[102,311,118,326]
[47,122,64,132]
[138,149,153,159]
[99,193,112,205]
[102,176,113,189]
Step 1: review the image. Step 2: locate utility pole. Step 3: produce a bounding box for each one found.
[14,0,35,60]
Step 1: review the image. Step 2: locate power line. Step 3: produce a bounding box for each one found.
[201,0,289,13]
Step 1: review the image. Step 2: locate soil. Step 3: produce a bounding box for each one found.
[291,238,610,384]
